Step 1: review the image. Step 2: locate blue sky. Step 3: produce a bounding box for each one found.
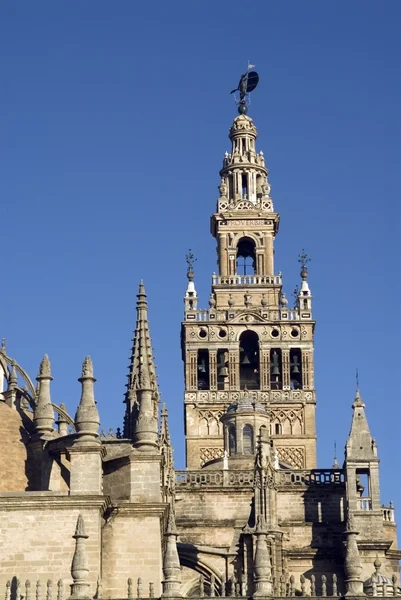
[0,2,400,510]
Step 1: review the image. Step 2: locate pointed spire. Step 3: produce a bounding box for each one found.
[74,356,100,444]
[0,338,6,354]
[33,355,54,436]
[125,282,159,448]
[69,514,90,599]
[346,387,376,460]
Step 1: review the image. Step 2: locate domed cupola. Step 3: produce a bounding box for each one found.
[221,390,269,460]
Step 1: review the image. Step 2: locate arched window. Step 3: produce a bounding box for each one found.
[228,426,236,456]
[239,331,260,390]
[236,237,256,276]
[243,424,254,455]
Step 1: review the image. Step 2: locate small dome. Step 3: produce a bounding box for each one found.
[364,558,396,595]
[0,401,33,492]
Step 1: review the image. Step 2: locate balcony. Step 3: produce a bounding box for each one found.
[212,274,282,286]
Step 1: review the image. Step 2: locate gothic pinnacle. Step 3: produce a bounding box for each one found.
[8,360,18,389]
[33,355,54,436]
[126,281,159,449]
[74,356,100,444]
[159,404,171,446]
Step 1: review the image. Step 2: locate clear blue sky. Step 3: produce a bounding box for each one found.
[1,2,400,509]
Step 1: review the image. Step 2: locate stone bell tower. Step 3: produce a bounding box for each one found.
[181,108,317,471]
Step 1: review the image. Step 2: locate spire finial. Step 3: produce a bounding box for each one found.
[356,368,359,390]
[74,356,100,443]
[352,387,365,409]
[230,66,259,115]
[185,249,196,281]
[298,249,311,280]
[0,338,6,354]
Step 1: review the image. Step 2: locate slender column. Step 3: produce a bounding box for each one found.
[219,234,228,276]
[209,351,217,390]
[282,350,290,390]
[228,350,239,389]
[260,351,270,391]
[187,351,197,390]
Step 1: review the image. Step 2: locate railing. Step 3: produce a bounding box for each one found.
[195,310,210,321]
[212,274,282,286]
[357,497,372,511]
[176,469,345,488]
[176,471,224,486]
[277,470,345,486]
[382,504,395,522]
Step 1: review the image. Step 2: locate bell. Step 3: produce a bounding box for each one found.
[291,356,300,374]
[271,365,280,376]
[241,354,251,366]
[198,361,206,374]
[218,366,229,377]
[270,351,280,376]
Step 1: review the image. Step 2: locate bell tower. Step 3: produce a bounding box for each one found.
[181,90,317,471]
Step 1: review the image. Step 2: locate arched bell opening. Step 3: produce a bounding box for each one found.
[236,237,256,276]
[270,348,282,390]
[197,350,209,390]
[239,331,260,390]
[217,349,229,390]
[290,348,303,390]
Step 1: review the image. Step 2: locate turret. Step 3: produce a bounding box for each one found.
[345,388,381,513]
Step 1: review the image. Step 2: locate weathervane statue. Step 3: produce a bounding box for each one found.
[230,63,259,115]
